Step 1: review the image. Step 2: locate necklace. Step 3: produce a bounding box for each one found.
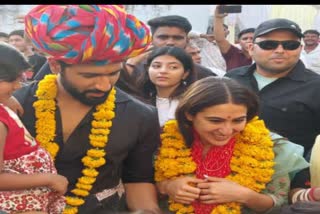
[154,117,275,214]
[33,74,116,214]
[192,133,235,174]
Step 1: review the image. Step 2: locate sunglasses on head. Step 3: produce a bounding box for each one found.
[254,40,301,50]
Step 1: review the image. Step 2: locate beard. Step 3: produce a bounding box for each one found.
[60,73,110,106]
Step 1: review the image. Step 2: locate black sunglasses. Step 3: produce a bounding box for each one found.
[254,40,301,50]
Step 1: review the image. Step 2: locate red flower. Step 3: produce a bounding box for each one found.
[16,203,27,210]
[32,162,43,168]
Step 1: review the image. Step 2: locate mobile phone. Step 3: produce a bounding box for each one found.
[219,5,242,14]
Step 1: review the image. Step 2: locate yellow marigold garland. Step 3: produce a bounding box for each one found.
[154,117,275,214]
[33,74,116,214]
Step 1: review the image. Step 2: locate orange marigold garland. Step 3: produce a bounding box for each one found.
[154,117,275,214]
[33,74,116,214]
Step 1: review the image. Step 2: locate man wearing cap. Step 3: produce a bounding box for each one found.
[226,18,320,158]
[11,5,161,214]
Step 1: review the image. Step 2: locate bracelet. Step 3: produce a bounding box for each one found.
[309,187,317,201]
[292,189,307,203]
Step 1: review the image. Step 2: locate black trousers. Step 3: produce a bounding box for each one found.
[78,193,127,214]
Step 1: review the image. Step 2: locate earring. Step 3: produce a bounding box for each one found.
[182,80,187,86]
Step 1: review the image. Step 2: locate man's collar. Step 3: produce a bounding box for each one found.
[241,60,309,82]
[114,87,131,103]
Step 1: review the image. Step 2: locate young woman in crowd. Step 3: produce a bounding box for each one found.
[137,46,196,127]
[154,76,308,213]
[0,42,68,213]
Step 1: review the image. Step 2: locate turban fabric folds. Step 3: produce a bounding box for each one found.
[25,5,151,65]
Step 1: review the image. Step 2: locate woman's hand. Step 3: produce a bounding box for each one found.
[198,176,249,204]
[158,176,204,204]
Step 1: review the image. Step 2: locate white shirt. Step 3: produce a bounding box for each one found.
[156,97,179,127]
[188,31,227,71]
[301,44,320,74]
[253,72,278,91]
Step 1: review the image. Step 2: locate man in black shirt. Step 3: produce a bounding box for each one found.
[226,18,320,158]
[12,5,161,214]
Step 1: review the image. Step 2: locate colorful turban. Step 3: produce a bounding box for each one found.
[24,5,151,65]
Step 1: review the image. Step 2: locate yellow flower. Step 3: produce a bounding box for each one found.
[87,148,106,158]
[71,188,90,197]
[62,206,78,214]
[34,75,116,213]
[91,129,110,135]
[65,196,85,206]
[82,156,106,168]
[90,140,107,148]
[76,183,93,191]
[78,176,96,185]
[82,168,99,177]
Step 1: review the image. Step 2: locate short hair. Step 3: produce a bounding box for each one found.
[137,46,196,102]
[176,76,259,146]
[8,29,25,38]
[0,32,8,38]
[238,28,255,39]
[303,29,320,36]
[147,15,192,35]
[0,42,30,82]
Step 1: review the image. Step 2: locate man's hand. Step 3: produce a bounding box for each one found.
[215,5,228,18]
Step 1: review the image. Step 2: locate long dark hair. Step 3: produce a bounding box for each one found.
[176,76,259,146]
[136,46,196,104]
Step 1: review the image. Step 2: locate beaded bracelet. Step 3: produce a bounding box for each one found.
[292,189,312,203]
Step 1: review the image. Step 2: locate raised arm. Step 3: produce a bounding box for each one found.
[213,5,231,54]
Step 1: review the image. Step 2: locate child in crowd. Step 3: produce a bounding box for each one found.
[0,42,68,213]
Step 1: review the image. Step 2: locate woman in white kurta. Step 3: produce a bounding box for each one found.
[137,46,196,127]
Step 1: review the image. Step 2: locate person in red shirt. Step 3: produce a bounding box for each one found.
[0,42,68,213]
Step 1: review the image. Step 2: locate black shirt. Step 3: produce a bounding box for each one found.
[226,61,320,156]
[13,83,160,195]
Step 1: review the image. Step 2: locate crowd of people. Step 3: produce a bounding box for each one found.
[0,4,320,214]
